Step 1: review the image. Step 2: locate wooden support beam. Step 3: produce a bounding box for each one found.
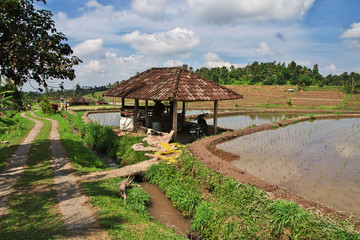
[214,100,218,134]
[145,100,149,128]
[121,98,125,108]
[182,101,186,128]
[172,100,178,140]
[134,99,139,132]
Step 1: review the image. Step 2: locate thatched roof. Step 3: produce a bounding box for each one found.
[103,67,243,102]
[67,96,91,104]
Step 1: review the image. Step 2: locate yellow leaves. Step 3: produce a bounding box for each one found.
[154,142,184,164]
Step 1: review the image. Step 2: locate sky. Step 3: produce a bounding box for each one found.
[26,0,360,91]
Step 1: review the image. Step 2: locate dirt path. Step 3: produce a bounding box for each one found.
[0,112,43,216]
[35,114,109,239]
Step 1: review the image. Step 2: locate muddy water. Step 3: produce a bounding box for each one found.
[217,118,360,217]
[139,182,192,237]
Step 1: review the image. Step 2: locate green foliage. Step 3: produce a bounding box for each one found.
[116,134,151,166]
[125,186,151,217]
[195,62,360,92]
[146,149,358,239]
[35,112,104,172]
[0,114,64,239]
[272,124,280,128]
[84,122,118,157]
[0,0,81,90]
[287,100,293,107]
[40,96,51,114]
[64,111,86,135]
[309,114,316,120]
[0,113,34,171]
[81,177,183,239]
[268,200,308,235]
[0,90,14,113]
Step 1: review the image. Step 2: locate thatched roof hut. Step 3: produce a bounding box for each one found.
[103,67,243,139]
[67,96,92,106]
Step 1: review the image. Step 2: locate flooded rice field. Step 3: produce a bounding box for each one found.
[207,113,302,130]
[217,118,360,217]
[88,112,120,126]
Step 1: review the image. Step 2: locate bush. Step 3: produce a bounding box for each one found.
[84,123,118,157]
[116,134,150,166]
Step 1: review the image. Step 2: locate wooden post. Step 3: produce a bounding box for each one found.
[213,100,218,135]
[134,99,139,132]
[145,100,149,127]
[182,101,186,129]
[121,98,125,108]
[172,100,178,140]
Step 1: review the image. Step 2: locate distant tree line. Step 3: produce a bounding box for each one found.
[193,61,360,93]
[26,84,109,101]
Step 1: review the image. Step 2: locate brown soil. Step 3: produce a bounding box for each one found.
[189,113,360,228]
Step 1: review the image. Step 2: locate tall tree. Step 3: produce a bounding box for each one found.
[0,0,81,91]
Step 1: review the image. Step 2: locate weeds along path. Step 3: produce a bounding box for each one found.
[36,114,109,239]
[0,112,43,216]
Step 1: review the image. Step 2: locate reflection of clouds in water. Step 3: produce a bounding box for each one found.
[335,143,360,159]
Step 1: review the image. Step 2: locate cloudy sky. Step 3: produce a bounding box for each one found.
[29,0,360,91]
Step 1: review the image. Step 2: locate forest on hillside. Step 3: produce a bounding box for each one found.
[192,61,360,94]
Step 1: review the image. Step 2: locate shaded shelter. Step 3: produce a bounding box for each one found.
[66,96,92,106]
[103,67,243,140]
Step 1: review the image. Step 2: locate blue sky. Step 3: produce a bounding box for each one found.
[28,0,360,90]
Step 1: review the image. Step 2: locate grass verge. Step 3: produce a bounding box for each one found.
[81,177,184,239]
[35,111,105,172]
[0,113,65,239]
[0,113,34,172]
[146,148,359,239]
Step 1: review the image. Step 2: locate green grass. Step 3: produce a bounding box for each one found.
[35,111,105,172]
[81,177,184,240]
[0,113,65,239]
[0,112,35,172]
[145,148,359,239]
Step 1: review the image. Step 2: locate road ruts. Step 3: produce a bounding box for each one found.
[0,112,43,216]
[37,114,108,239]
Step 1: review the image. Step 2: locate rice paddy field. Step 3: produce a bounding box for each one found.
[217,117,360,217]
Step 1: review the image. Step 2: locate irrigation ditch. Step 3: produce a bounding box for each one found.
[71,108,360,236]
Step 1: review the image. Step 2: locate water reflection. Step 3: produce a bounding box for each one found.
[207,113,302,130]
[88,112,121,126]
[217,118,360,217]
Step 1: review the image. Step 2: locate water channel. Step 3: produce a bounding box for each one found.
[217,118,360,217]
[139,182,192,237]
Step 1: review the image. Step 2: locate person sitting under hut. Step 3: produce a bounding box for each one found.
[151,101,165,131]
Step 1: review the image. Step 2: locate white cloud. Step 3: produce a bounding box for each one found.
[121,28,200,57]
[163,59,183,67]
[74,53,155,87]
[81,60,102,73]
[320,64,343,76]
[131,0,167,19]
[256,42,274,56]
[73,38,104,56]
[187,0,315,24]
[341,22,360,39]
[203,52,246,68]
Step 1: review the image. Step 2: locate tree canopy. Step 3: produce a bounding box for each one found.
[0,0,81,91]
[195,61,360,93]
